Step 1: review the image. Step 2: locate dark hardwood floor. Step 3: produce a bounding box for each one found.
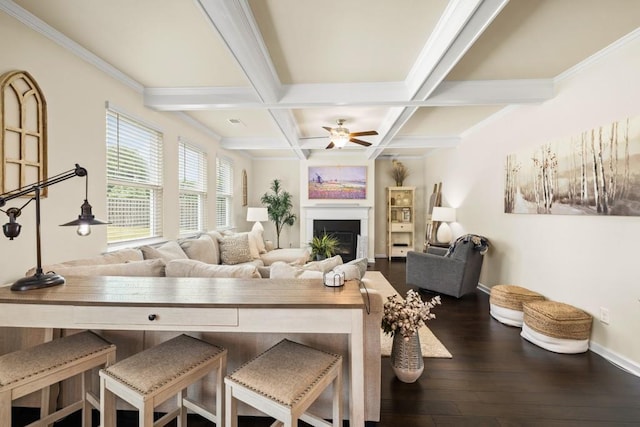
[13,258,640,426]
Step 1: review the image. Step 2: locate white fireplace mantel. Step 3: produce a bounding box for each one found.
[302,205,373,262]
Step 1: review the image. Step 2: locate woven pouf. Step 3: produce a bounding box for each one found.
[489,285,545,327]
[521,300,593,354]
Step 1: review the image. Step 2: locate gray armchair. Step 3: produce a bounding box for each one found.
[406,234,489,298]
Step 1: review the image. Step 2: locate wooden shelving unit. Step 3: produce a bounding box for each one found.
[386,186,415,260]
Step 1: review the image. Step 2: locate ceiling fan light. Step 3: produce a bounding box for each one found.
[332,127,350,148]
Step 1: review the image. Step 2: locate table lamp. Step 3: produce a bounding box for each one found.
[432,207,456,244]
[0,164,108,291]
[246,207,268,232]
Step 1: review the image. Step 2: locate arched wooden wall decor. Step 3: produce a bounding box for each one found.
[0,70,48,196]
[242,169,248,206]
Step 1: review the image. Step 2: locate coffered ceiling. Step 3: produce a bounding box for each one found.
[4,0,640,159]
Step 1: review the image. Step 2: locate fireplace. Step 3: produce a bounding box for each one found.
[314,220,360,262]
[303,206,371,262]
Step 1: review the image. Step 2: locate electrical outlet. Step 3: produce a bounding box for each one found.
[600,307,610,325]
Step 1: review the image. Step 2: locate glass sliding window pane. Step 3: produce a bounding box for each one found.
[216,156,233,229]
[179,140,207,234]
[106,109,163,244]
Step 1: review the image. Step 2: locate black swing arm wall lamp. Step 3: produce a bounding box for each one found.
[0,164,108,291]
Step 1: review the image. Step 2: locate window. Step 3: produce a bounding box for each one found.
[179,139,207,234]
[216,156,233,229]
[106,108,163,243]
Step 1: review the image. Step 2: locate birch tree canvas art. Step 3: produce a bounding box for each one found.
[505,115,640,215]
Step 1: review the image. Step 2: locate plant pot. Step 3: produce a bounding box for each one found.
[390,333,424,383]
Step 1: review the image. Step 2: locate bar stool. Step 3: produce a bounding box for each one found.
[225,339,342,427]
[0,330,116,426]
[99,334,227,426]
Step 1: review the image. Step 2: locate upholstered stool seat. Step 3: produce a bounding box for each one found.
[0,330,116,426]
[521,300,593,354]
[490,284,546,326]
[225,339,342,427]
[99,334,227,427]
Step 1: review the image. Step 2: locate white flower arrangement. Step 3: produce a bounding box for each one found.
[381,290,441,339]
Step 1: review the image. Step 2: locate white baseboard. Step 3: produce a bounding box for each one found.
[589,341,640,377]
[478,282,640,378]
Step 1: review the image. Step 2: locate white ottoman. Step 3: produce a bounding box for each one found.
[489,285,545,327]
[521,300,593,354]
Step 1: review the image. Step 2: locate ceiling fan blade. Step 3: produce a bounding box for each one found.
[322,126,333,132]
[326,141,335,149]
[350,130,378,137]
[349,138,372,147]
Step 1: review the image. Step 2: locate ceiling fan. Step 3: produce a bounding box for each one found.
[322,119,378,149]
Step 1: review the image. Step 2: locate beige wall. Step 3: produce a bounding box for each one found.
[423,32,640,374]
[0,12,250,284]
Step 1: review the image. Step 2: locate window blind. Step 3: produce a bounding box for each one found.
[216,156,233,229]
[179,140,207,234]
[106,109,163,243]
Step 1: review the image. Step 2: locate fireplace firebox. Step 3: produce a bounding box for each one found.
[313,220,360,262]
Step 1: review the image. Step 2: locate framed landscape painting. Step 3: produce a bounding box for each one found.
[308,166,367,200]
[504,114,640,216]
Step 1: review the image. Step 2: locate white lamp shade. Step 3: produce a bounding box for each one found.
[246,207,268,222]
[431,207,456,222]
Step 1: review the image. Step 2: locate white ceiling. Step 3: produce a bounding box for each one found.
[5,0,640,159]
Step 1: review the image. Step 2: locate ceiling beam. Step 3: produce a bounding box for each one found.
[195,0,308,159]
[366,0,510,159]
[144,78,552,110]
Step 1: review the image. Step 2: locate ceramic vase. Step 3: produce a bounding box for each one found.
[390,332,424,383]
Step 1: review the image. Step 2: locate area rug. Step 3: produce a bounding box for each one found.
[363,271,452,358]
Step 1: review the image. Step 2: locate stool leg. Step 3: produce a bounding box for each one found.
[225,383,237,427]
[140,401,154,427]
[217,354,227,426]
[82,369,91,427]
[100,378,116,427]
[332,368,343,427]
[0,390,11,427]
[177,388,187,427]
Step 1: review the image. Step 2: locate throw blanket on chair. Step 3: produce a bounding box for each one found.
[445,234,490,257]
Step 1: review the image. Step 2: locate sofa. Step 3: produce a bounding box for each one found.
[11,229,383,421]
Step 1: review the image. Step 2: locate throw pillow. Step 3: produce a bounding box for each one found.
[244,232,261,259]
[269,261,324,279]
[179,235,217,264]
[218,233,253,265]
[251,222,267,253]
[141,241,188,263]
[49,259,165,277]
[303,255,343,274]
[165,259,260,278]
[332,264,362,281]
[344,257,368,279]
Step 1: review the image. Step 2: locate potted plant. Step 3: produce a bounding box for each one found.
[260,179,296,249]
[308,232,340,260]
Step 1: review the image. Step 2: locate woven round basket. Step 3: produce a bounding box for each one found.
[490,285,545,311]
[523,301,592,340]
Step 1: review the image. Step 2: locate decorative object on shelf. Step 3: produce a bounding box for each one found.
[402,208,411,222]
[308,232,340,260]
[390,159,409,186]
[432,206,456,244]
[246,207,268,232]
[382,290,441,382]
[308,165,367,200]
[260,179,296,249]
[1,70,47,195]
[0,164,108,291]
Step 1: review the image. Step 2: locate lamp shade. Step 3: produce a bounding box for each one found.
[431,206,456,222]
[246,207,268,222]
